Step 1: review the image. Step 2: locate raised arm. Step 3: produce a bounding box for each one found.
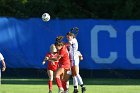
[1,59,6,72]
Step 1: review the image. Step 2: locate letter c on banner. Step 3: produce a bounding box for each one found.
[91,25,117,64]
[126,26,140,64]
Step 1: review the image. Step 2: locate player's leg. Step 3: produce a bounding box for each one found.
[72,66,79,93]
[66,80,69,92]
[66,69,72,91]
[63,69,71,93]
[47,70,54,93]
[74,65,86,93]
[75,66,84,85]
[55,67,64,93]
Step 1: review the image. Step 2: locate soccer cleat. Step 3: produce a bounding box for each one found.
[58,88,64,93]
[48,90,52,93]
[81,87,86,93]
[64,88,69,93]
[73,89,78,93]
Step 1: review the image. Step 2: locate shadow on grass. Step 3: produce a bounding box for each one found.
[2,78,140,85]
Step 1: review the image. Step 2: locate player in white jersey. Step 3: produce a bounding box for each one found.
[0,52,6,72]
[66,31,86,93]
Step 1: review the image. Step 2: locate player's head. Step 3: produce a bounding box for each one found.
[50,44,57,53]
[55,41,64,50]
[66,32,75,41]
[55,36,64,42]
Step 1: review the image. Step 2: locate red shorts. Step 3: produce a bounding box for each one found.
[59,64,70,70]
[48,62,58,72]
[48,67,57,72]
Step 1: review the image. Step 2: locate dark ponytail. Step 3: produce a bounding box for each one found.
[67,27,79,38]
[55,36,64,46]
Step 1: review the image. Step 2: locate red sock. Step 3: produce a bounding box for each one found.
[48,80,52,90]
[55,78,62,88]
[62,80,67,91]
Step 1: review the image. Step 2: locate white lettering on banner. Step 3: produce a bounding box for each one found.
[91,25,140,64]
[91,25,117,64]
[126,26,140,64]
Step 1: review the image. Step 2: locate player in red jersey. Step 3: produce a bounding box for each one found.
[54,41,71,93]
[42,44,59,93]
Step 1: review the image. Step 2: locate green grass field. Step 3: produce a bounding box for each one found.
[1,78,140,93]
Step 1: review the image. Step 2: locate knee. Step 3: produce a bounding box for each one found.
[72,70,78,76]
[49,76,53,81]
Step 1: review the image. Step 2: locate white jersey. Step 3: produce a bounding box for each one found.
[77,51,82,56]
[68,38,80,66]
[69,38,78,51]
[0,53,4,61]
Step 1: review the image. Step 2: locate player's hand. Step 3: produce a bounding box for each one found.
[42,61,46,65]
[79,56,83,61]
[2,67,6,72]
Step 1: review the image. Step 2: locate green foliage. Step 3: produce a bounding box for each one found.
[0,0,140,19]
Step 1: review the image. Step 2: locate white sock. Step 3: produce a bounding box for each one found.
[73,76,78,89]
[66,80,69,89]
[76,74,83,85]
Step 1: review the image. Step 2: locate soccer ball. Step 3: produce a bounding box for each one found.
[42,13,50,22]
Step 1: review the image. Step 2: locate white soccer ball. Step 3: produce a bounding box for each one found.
[42,13,50,22]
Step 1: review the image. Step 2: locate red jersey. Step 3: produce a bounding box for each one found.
[46,53,59,71]
[58,45,70,69]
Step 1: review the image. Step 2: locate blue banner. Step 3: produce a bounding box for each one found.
[0,17,140,69]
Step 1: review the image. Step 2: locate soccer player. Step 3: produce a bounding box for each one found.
[0,52,6,72]
[66,32,86,93]
[54,41,71,93]
[42,44,59,93]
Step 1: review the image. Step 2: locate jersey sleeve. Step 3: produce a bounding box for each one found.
[77,51,82,56]
[0,53,4,61]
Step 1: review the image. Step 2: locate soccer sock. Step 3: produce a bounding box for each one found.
[66,80,69,89]
[48,80,52,90]
[61,80,67,91]
[55,78,62,88]
[73,76,78,89]
[76,74,83,85]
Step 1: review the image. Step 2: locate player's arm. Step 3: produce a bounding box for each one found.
[48,55,61,62]
[78,51,83,61]
[1,59,6,72]
[0,53,6,71]
[42,55,60,65]
[79,55,83,61]
[42,56,49,65]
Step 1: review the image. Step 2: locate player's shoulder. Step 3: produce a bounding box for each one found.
[60,46,67,53]
[46,52,51,56]
[72,38,78,43]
